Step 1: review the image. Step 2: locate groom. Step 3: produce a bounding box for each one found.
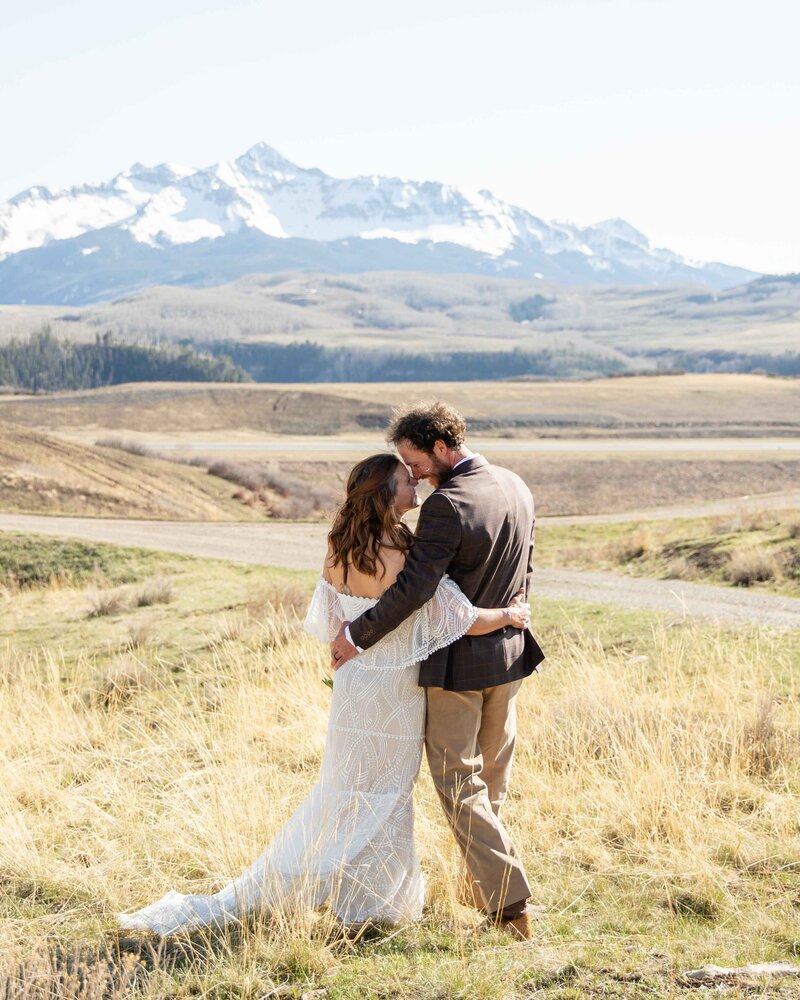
[330,401,544,939]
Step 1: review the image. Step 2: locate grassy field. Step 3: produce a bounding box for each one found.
[536,509,800,597]
[2,374,800,521]
[2,534,799,997]
[2,374,800,438]
[295,374,800,436]
[4,422,800,521]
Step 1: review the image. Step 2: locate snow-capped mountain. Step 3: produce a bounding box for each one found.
[0,143,756,304]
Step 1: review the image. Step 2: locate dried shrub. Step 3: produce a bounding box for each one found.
[711,510,776,535]
[663,556,697,580]
[247,581,311,619]
[606,529,650,564]
[784,518,800,540]
[737,509,777,532]
[0,943,166,998]
[710,514,740,534]
[86,588,128,618]
[133,576,174,607]
[557,544,597,566]
[661,539,726,573]
[95,436,153,457]
[741,697,786,777]
[665,890,720,921]
[206,460,337,518]
[727,547,778,586]
[80,657,153,708]
[126,618,155,649]
[777,545,800,579]
[267,493,316,519]
[258,615,300,650]
[207,459,269,492]
[209,613,248,645]
[96,437,208,467]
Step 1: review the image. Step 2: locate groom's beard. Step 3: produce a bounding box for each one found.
[426,455,454,489]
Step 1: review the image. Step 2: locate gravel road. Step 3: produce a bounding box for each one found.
[3,512,799,630]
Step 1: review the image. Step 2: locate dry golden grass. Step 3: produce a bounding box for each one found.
[2,374,800,439]
[304,373,800,435]
[728,548,780,586]
[132,576,175,607]
[0,423,266,520]
[500,455,800,517]
[0,383,386,435]
[1,540,799,997]
[86,586,129,618]
[4,376,800,523]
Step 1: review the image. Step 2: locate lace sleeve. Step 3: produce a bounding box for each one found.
[402,574,478,664]
[303,575,478,671]
[303,577,345,642]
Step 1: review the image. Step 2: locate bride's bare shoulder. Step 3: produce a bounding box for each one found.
[376,535,408,587]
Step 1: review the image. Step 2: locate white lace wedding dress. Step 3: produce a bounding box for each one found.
[118,575,477,936]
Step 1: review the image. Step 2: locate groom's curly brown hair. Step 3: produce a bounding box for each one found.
[387,401,467,454]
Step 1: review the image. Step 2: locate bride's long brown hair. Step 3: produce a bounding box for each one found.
[327,454,413,583]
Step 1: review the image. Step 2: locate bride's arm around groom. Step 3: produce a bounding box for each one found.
[331,401,544,938]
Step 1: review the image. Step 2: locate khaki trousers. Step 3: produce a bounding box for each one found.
[425,680,530,914]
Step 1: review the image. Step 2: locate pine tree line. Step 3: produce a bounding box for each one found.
[0,328,248,391]
[210,340,627,381]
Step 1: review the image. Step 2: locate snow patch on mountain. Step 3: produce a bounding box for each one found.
[0,142,757,295]
[0,187,139,255]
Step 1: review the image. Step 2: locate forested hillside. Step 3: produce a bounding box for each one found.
[0,329,247,391]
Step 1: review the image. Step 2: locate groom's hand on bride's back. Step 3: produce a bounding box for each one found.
[505,588,531,630]
[330,623,358,671]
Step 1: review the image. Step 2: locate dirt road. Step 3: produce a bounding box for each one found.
[3,511,799,629]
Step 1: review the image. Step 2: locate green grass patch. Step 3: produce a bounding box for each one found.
[0,531,192,589]
[536,509,800,597]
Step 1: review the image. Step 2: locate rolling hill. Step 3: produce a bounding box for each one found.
[0,423,268,519]
[1,272,798,372]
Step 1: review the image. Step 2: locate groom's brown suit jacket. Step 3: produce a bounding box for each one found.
[349,455,545,691]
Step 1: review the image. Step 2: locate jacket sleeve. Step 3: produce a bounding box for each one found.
[349,491,461,650]
[526,502,536,598]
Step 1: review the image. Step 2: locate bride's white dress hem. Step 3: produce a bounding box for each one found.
[119,576,477,937]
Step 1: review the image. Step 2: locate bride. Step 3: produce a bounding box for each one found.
[119,453,530,936]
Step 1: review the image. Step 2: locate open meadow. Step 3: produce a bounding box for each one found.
[1,374,800,521]
[1,534,799,998]
[2,370,799,995]
[2,374,800,437]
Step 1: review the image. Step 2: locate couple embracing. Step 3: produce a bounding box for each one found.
[120,402,545,939]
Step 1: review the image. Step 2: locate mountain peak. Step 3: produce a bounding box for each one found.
[123,161,195,186]
[593,218,650,248]
[236,142,299,175]
[0,144,758,300]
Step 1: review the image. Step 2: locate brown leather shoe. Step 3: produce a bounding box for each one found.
[501,907,533,940]
[474,904,540,941]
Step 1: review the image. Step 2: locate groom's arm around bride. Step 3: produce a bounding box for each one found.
[332,401,544,938]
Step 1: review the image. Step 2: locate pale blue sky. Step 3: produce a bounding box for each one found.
[3,0,798,273]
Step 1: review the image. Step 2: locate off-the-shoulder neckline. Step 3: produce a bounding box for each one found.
[317,573,452,602]
[317,576,381,603]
